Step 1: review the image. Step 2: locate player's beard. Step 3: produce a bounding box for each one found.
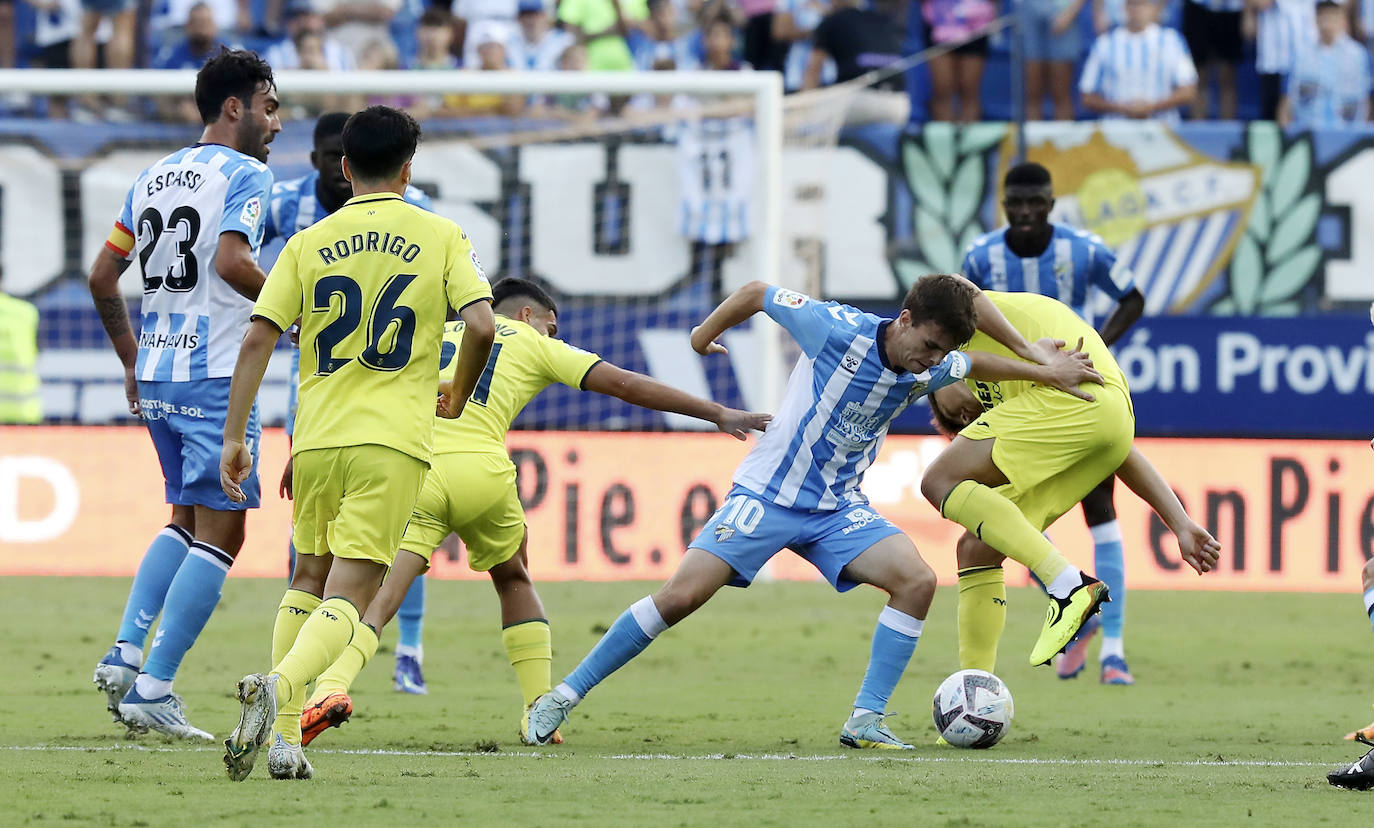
[239,117,271,163]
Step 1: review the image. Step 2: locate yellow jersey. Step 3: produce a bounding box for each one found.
[254,192,492,462]
[432,314,602,455]
[963,291,1128,411]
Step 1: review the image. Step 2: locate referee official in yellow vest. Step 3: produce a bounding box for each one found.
[0,264,41,424]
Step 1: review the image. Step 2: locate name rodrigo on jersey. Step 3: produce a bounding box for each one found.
[316,232,421,265]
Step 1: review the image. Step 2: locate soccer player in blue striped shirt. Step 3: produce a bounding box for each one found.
[961,161,1144,685]
[524,275,1105,749]
[88,49,280,740]
[265,111,436,695]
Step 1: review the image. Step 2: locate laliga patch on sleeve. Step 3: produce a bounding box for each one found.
[946,351,970,379]
[239,197,262,231]
[470,248,489,283]
[773,288,808,309]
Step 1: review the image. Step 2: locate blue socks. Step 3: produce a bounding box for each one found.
[116,525,192,647]
[141,541,232,681]
[1364,586,1374,634]
[558,597,666,702]
[1092,521,1126,643]
[398,575,426,651]
[853,606,923,713]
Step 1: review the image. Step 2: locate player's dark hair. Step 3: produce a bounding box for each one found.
[926,393,965,440]
[901,274,977,345]
[492,278,558,315]
[341,106,421,182]
[313,111,352,147]
[1004,162,1052,189]
[194,47,274,126]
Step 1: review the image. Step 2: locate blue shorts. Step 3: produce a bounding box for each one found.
[689,485,903,592]
[1021,0,1083,63]
[140,378,261,511]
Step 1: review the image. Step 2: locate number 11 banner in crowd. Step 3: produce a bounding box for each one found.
[4,428,1371,591]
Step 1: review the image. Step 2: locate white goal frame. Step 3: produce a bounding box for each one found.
[0,68,788,409]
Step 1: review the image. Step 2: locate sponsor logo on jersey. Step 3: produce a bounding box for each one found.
[841,354,862,374]
[240,197,262,231]
[827,400,882,448]
[773,289,807,309]
[841,507,880,534]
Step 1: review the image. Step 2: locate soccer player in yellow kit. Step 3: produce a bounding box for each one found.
[217,106,497,781]
[297,277,770,747]
[922,290,1221,671]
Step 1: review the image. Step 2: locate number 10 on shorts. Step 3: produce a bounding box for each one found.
[715,494,764,536]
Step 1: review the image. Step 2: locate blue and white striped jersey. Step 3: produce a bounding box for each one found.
[113,143,273,383]
[961,224,1136,322]
[270,170,434,437]
[263,170,433,245]
[512,27,576,70]
[1079,24,1198,122]
[1255,0,1315,74]
[1287,34,1372,128]
[677,114,754,244]
[733,286,970,511]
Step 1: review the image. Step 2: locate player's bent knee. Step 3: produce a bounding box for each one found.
[956,533,1003,569]
[1362,557,1374,590]
[919,468,956,510]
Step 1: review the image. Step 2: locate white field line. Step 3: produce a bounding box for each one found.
[0,745,1334,767]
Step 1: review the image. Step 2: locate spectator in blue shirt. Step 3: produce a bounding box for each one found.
[152,2,227,122]
[1280,0,1372,127]
[151,1,224,68]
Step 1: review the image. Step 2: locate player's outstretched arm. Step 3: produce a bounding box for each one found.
[1097,288,1145,347]
[690,280,769,356]
[439,300,496,419]
[966,338,1104,401]
[220,317,281,502]
[955,275,1060,367]
[87,247,140,417]
[582,362,772,439]
[1115,446,1221,575]
[215,231,269,301]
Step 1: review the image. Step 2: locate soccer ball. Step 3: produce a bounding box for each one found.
[932,669,1014,749]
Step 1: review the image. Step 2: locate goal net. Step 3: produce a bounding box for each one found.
[2,68,805,432]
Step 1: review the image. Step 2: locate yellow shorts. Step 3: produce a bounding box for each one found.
[398,452,525,571]
[291,445,428,567]
[958,381,1134,531]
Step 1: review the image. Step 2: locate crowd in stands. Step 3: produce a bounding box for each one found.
[0,0,1372,128]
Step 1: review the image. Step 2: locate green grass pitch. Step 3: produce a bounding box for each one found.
[3,576,1370,825]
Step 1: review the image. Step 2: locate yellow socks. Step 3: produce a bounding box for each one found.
[957,566,1006,673]
[941,480,1071,586]
[271,597,359,743]
[311,622,379,703]
[272,589,322,666]
[502,619,552,707]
